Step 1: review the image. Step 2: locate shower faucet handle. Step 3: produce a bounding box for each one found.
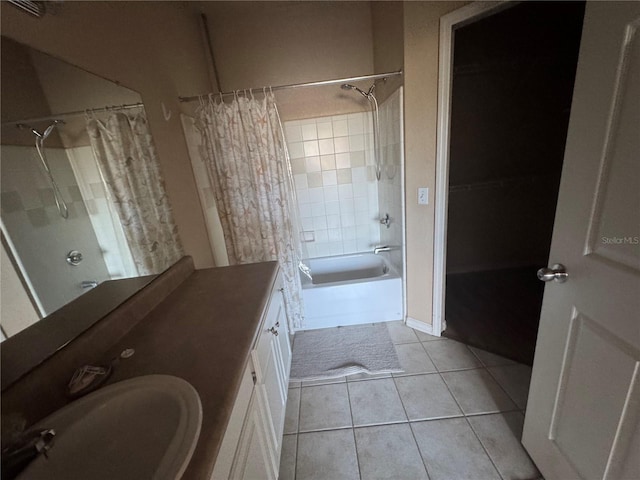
[379,213,391,228]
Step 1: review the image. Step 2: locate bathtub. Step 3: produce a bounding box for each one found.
[300,253,403,329]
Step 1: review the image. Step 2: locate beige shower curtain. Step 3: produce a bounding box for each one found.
[195,92,305,330]
[86,111,184,276]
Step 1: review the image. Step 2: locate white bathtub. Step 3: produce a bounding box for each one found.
[301,253,403,329]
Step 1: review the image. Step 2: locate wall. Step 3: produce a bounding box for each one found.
[284,112,380,257]
[1,1,215,269]
[29,48,143,148]
[371,2,404,103]
[1,145,111,316]
[199,1,375,121]
[403,1,470,326]
[1,242,39,337]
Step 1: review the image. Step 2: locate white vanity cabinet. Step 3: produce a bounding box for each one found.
[211,272,291,480]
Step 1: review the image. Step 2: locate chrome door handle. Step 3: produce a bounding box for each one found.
[537,264,568,283]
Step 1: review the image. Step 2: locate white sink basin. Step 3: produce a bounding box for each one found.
[18,375,202,480]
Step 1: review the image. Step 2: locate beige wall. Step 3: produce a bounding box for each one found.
[403,1,469,325]
[1,1,215,269]
[30,48,142,148]
[199,1,375,121]
[371,1,404,102]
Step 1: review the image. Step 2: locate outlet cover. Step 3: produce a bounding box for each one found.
[418,187,429,205]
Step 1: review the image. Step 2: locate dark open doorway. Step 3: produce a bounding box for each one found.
[443,1,586,365]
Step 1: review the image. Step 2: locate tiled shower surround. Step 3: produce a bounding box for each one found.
[284,87,403,261]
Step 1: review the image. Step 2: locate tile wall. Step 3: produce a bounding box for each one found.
[0,145,110,315]
[284,112,380,258]
[377,87,404,274]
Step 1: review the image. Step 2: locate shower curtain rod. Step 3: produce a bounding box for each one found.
[2,102,145,127]
[178,70,403,103]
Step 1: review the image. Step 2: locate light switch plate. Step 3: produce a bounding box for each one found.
[418,187,429,205]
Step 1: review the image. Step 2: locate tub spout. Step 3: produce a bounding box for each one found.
[373,245,391,254]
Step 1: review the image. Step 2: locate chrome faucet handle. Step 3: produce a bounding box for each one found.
[373,245,391,254]
[379,213,391,228]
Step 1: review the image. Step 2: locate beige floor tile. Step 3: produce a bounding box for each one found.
[468,346,517,367]
[355,424,429,480]
[296,429,360,480]
[394,374,462,421]
[468,412,540,480]
[284,387,300,434]
[412,417,501,480]
[393,342,437,376]
[386,320,420,344]
[347,378,407,426]
[422,339,482,371]
[299,383,352,432]
[278,434,297,480]
[441,369,517,415]
[488,364,533,409]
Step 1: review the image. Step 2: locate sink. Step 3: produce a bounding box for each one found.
[18,375,202,480]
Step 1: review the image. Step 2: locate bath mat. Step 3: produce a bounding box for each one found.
[290,323,403,381]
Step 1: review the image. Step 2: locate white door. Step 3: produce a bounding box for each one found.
[522,3,640,480]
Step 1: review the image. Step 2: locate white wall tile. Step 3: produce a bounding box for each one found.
[318,139,335,155]
[309,187,324,204]
[294,174,308,190]
[299,204,313,218]
[311,203,326,217]
[350,135,365,152]
[315,229,329,243]
[322,171,337,186]
[317,122,333,139]
[333,119,348,137]
[304,141,320,157]
[285,124,303,143]
[338,184,353,200]
[302,217,314,230]
[301,124,318,141]
[334,137,350,154]
[297,189,310,204]
[335,153,351,169]
[327,214,341,229]
[325,201,340,215]
[289,142,305,159]
[352,167,367,184]
[323,185,339,202]
[313,216,328,230]
[305,155,321,172]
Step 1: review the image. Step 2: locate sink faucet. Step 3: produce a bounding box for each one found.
[1,429,56,479]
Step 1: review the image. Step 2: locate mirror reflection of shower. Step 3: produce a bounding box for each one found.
[341,83,382,181]
[18,120,69,219]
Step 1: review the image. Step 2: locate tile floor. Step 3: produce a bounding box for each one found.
[280,321,541,480]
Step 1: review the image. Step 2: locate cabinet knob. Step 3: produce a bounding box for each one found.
[275,321,280,328]
[278,287,284,293]
[268,327,279,336]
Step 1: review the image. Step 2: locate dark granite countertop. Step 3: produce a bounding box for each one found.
[96,261,279,479]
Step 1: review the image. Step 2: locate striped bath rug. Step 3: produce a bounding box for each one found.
[290,323,403,381]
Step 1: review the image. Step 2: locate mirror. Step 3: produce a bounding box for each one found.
[0,37,164,340]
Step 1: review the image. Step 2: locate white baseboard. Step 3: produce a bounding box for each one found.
[405,316,442,337]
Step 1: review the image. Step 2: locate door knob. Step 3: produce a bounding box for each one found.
[537,264,568,283]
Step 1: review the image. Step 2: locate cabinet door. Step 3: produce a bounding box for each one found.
[274,290,292,387]
[230,393,275,480]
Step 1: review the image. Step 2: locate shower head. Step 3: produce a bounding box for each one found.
[341,84,369,98]
[341,83,376,99]
[18,119,65,140]
[41,119,64,140]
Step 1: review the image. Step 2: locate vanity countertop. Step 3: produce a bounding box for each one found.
[98,260,279,480]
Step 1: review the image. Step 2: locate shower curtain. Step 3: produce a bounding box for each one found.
[195,92,305,330]
[86,111,184,276]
